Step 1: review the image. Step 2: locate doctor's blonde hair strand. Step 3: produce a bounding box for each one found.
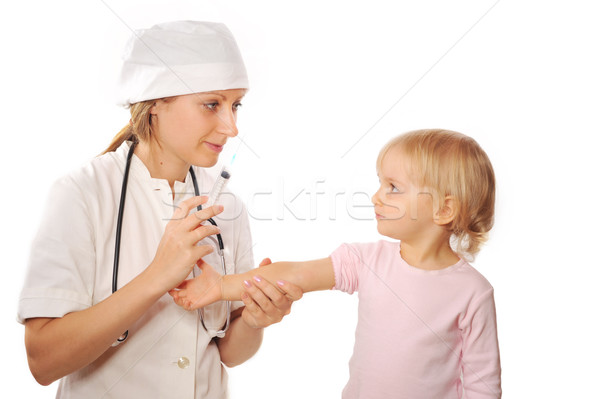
[101,100,156,154]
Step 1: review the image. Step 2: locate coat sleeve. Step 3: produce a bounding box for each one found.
[17,175,96,323]
[461,287,502,398]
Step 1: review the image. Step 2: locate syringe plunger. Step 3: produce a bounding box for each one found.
[205,167,231,208]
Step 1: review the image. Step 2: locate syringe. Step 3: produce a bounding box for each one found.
[205,166,231,208]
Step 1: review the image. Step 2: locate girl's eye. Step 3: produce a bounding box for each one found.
[204,102,218,111]
[233,102,242,111]
[389,184,403,194]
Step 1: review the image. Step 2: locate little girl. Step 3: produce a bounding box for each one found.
[170,129,501,398]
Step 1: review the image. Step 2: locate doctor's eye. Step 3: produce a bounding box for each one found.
[204,102,219,111]
[233,102,243,111]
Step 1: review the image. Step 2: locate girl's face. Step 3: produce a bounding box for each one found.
[371,146,438,242]
[149,88,246,168]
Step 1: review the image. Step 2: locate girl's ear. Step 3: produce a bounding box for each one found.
[434,196,458,226]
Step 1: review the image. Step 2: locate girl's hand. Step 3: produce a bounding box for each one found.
[240,258,304,329]
[169,259,223,310]
[146,195,223,293]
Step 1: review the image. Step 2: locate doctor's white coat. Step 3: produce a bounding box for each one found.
[18,141,254,398]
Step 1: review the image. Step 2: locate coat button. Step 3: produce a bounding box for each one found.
[177,357,190,369]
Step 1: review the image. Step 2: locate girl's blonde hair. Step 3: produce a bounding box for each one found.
[377,129,495,259]
[101,100,157,154]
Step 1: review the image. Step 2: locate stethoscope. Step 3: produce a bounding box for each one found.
[112,141,231,346]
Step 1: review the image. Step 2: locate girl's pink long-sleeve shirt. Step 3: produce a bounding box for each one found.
[330,240,501,399]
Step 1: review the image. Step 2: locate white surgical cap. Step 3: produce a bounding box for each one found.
[115,20,249,107]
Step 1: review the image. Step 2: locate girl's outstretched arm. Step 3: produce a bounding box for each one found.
[169,257,335,310]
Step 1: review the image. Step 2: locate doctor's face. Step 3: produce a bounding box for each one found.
[149,89,246,167]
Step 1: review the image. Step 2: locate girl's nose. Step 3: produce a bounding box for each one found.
[371,187,383,206]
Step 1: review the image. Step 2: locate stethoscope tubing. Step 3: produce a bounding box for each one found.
[112,141,230,344]
[112,141,137,295]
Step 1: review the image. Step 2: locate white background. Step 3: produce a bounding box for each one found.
[1,0,599,397]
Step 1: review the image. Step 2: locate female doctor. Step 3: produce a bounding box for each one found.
[17,21,302,398]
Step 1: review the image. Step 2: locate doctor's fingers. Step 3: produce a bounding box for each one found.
[183,204,224,231]
[273,280,304,303]
[247,275,295,312]
[240,293,274,328]
[184,223,221,246]
[191,243,216,262]
[171,195,208,220]
[242,279,285,317]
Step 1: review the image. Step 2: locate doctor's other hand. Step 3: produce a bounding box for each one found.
[146,195,223,293]
[240,258,303,329]
[169,259,222,310]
